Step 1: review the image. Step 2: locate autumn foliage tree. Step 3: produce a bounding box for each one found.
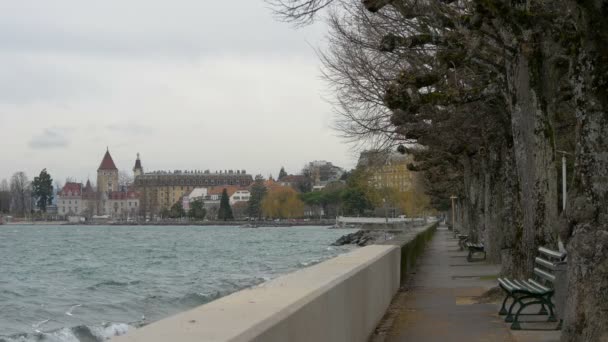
[262,186,304,219]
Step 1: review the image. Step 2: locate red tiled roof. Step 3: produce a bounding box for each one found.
[60,182,82,196]
[98,150,118,170]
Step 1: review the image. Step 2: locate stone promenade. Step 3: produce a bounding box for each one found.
[372,224,561,342]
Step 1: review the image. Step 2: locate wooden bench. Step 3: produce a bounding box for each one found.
[465,242,486,262]
[497,247,567,330]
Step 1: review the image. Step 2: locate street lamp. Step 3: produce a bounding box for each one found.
[556,150,572,212]
[383,198,388,224]
[556,150,571,252]
[450,195,458,231]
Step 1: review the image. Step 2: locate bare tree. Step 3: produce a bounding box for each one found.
[270,0,608,338]
[118,170,133,189]
[0,178,11,213]
[0,179,9,192]
[10,172,31,217]
[267,0,336,24]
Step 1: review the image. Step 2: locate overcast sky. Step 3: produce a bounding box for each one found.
[0,0,358,185]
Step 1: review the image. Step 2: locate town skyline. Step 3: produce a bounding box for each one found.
[0,146,356,187]
[0,0,357,186]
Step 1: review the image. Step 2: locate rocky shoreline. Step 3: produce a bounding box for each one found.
[331,229,399,247]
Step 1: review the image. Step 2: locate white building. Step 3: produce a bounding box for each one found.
[183,187,209,211]
[57,182,86,216]
[230,190,251,205]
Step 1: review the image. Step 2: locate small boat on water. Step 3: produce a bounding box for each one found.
[239,224,258,228]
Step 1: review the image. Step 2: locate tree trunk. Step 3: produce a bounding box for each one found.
[561,2,608,339]
[506,43,559,277]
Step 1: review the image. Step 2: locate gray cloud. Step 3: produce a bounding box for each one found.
[0,0,325,59]
[28,129,70,149]
[0,1,355,183]
[106,122,153,135]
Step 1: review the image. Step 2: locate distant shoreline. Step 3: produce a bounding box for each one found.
[3,220,338,228]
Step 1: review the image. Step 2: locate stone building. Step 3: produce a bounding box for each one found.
[57,149,139,220]
[133,155,253,216]
[97,149,119,194]
[357,150,415,192]
[302,161,344,186]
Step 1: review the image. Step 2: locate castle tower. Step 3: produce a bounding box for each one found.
[133,153,143,178]
[97,148,119,194]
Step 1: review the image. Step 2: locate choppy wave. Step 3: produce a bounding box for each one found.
[0,323,131,342]
[1,225,355,341]
[87,280,141,290]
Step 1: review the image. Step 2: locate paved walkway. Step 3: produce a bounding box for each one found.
[373,225,560,342]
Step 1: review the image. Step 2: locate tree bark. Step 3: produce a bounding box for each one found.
[506,43,559,277]
[561,1,608,339]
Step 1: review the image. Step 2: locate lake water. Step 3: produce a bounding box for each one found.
[0,225,355,341]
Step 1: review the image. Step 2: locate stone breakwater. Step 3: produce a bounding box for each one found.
[331,230,400,246]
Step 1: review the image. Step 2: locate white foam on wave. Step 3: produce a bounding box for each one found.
[32,319,50,333]
[1,323,132,342]
[89,323,131,340]
[65,304,82,316]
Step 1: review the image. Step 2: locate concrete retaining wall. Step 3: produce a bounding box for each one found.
[384,221,438,285]
[113,223,437,342]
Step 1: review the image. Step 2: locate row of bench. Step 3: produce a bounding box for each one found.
[451,228,566,330]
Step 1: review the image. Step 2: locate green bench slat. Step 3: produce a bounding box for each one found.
[499,278,551,295]
[528,278,551,292]
[535,257,556,270]
[534,267,556,283]
[538,247,566,261]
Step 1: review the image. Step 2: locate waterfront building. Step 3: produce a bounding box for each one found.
[357,150,415,192]
[97,149,119,194]
[302,160,344,186]
[57,182,85,216]
[57,149,140,220]
[182,187,208,211]
[134,157,253,215]
[230,189,251,205]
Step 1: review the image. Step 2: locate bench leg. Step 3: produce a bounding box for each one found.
[545,296,557,322]
[467,249,473,262]
[505,294,535,322]
[511,297,556,330]
[511,299,543,330]
[499,294,512,315]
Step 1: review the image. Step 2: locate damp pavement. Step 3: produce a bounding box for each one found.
[371,224,561,342]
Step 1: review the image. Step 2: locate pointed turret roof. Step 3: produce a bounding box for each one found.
[98,149,118,170]
[133,152,143,171]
